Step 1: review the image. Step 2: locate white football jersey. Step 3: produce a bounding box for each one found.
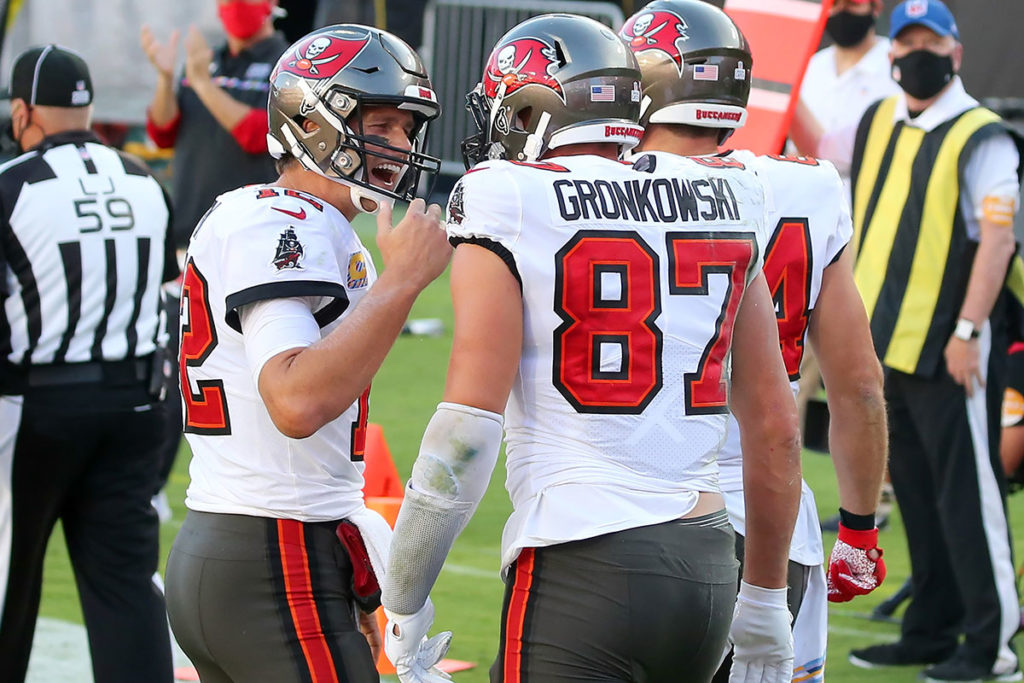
[180,185,377,522]
[447,153,771,571]
[716,152,852,565]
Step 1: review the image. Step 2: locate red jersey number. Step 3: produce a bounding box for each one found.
[180,259,231,434]
[553,232,662,413]
[762,219,812,380]
[553,230,755,415]
[667,232,757,414]
[350,386,370,461]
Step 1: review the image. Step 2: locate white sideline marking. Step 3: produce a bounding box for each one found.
[443,562,497,579]
[27,617,194,683]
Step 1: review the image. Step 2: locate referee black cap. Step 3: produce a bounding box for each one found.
[3,44,93,107]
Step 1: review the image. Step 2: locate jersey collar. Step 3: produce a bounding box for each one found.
[29,129,103,154]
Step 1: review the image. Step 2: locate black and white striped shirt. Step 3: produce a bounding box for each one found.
[0,131,176,366]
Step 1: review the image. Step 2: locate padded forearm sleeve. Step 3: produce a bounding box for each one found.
[382,402,503,614]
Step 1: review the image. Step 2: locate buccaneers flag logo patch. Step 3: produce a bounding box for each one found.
[276,33,371,80]
[273,227,304,270]
[483,37,564,101]
[620,10,690,75]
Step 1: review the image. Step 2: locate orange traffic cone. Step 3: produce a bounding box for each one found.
[363,423,404,498]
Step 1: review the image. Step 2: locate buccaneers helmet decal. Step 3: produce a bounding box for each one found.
[483,38,564,100]
[619,10,689,74]
[276,33,371,80]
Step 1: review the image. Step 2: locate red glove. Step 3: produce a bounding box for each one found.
[826,524,886,603]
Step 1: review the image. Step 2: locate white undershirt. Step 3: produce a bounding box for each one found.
[237,297,322,385]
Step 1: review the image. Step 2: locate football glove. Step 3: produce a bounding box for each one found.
[384,598,453,683]
[729,581,794,683]
[827,523,886,603]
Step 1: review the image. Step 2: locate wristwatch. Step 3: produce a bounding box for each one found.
[953,318,980,341]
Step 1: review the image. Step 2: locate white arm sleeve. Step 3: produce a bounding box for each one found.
[382,402,504,615]
[238,297,322,384]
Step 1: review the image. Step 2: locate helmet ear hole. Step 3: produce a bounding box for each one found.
[515,107,533,131]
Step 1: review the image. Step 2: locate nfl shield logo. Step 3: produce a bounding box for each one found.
[907,0,928,18]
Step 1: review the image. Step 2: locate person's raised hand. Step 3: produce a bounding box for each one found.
[140,25,179,80]
[376,198,452,292]
[183,26,214,86]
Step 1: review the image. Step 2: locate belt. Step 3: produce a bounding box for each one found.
[25,356,153,388]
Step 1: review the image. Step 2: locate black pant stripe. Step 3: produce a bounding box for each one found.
[303,522,349,683]
[265,520,315,683]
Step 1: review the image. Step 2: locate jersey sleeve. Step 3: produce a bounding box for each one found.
[817,160,853,267]
[216,196,348,333]
[446,163,524,285]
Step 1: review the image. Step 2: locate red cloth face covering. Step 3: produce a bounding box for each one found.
[218,1,272,40]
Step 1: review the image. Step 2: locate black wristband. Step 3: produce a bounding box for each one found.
[839,507,876,531]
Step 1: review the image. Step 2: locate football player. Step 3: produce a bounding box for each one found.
[619,1,889,681]
[163,25,451,683]
[381,13,802,683]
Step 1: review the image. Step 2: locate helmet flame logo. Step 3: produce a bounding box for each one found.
[276,34,371,80]
[484,38,564,100]
[620,10,690,75]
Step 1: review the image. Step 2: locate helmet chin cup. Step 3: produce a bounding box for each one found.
[350,184,391,215]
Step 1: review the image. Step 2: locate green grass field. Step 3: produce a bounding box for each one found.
[38,211,1022,682]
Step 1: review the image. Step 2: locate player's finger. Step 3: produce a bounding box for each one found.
[425,202,444,222]
[170,28,180,47]
[377,198,394,235]
[407,197,426,217]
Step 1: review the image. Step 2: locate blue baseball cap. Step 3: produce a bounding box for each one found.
[890,0,959,41]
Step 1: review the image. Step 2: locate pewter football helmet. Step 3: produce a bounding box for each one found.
[462,14,644,168]
[620,0,751,139]
[267,24,441,208]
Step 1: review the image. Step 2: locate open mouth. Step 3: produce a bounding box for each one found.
[370,162,403,187]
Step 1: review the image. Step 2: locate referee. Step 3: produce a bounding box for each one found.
[0,46,176,682]
[847,2,1024,681]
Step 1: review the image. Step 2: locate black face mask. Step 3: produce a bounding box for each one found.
[892,50,955,100]
[826,11,875,48]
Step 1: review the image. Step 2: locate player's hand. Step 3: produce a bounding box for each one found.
[184,26,214,86]
[827,524,886,602]
[729,582,793,683]
[376,198,452,291]
[359,609,383,666]
[141,25,179,79]
[945,336,983,397]
[384,599,453,683]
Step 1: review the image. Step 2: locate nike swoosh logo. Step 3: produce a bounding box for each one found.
[272,206,306,220]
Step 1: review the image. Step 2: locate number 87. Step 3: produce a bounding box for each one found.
[552,230,757,415]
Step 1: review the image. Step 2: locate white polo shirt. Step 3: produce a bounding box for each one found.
[800,37,901,191]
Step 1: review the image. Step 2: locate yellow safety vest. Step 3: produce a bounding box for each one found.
[851,95,1013,376]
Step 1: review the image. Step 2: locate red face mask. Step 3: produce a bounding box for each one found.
[218,1,272,40]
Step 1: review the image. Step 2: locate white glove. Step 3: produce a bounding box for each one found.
[384,598,453,683]
[728,581,794,683]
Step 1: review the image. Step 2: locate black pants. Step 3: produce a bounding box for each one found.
[887,356,1019,669]
[0,384,172,683]
[491,511,738,683]
[166,511,379,683]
